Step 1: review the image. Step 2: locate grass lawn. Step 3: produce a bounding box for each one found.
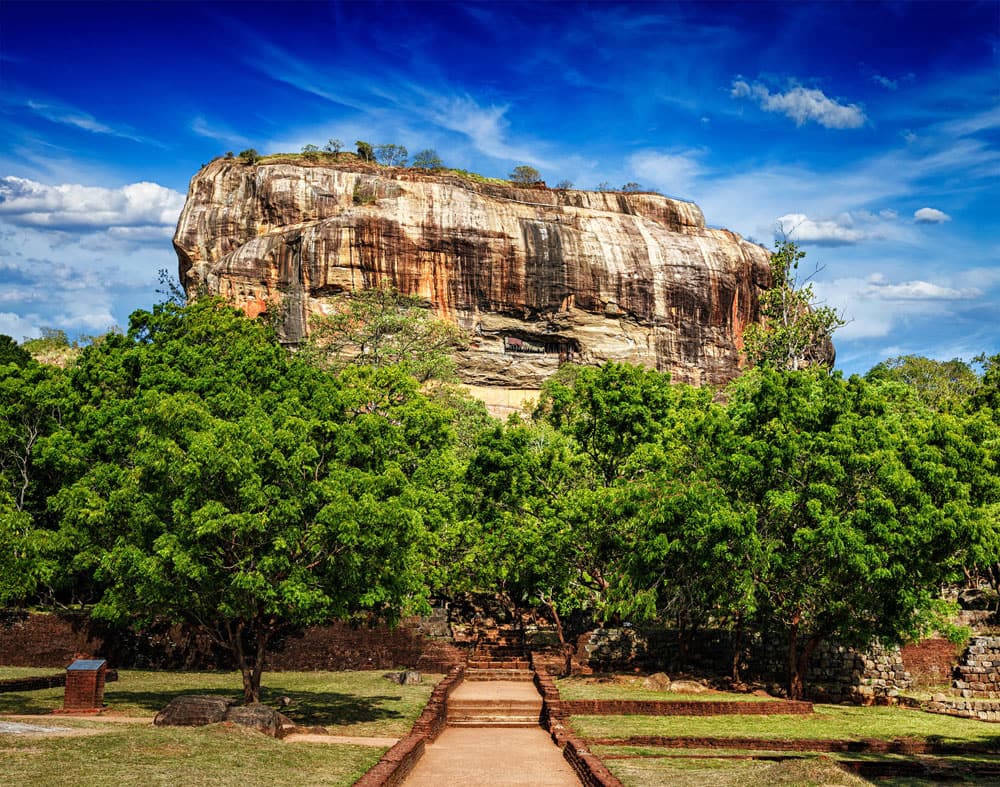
[0,721,384,787]
[0,668,444,786]
[594,746,1000,786]
[599,752,871,787]
[0,669,441,737]
[556,676,782,702]
[570,704,1000,748]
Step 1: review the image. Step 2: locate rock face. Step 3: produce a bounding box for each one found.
[174,158,774,394]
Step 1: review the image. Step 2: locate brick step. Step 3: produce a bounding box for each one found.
[448,700,542,714]
[464,668,535,681]
[447,719,542,728]
[466,659,531,670]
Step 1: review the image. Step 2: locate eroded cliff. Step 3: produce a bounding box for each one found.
[174,158,773,393]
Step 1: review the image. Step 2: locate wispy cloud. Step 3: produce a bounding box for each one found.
[730,79,866,129]
[628,150,702,199]
[191,117,252,148]
[23,99,160,146]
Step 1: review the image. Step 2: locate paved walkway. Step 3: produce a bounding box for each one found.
[402,726,580,786]
[402,679,579,786]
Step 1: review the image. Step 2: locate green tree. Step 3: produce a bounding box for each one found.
[0,335,32,368]
[301,143,321,160]
[509,165,541,184]
[621,182,642,192]
[238,149,259,165]
[302,286,466,382]
[324,138,344,156]
[722,367,974,698]
[54,300,453,702]
[0,357,72,606]
[866,355,979,412]
[411,149,443,170]
[742,240,843,370]
[355,140,374,162]
[554,180,574,190]
[374,144,408,167]
[450,420,585,657]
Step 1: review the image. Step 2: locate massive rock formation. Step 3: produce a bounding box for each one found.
[174,158,774,401]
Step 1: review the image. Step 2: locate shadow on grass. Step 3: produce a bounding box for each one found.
[96,684,407,727]
[0,691,64,715]
[261,686,406,727]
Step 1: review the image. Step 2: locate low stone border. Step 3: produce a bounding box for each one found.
[586,735,1000,756]
[561,698,813,716]
[534,669,623,787]
[927,697,1000,722]
[0,670,118,693]
[353,665,465,787]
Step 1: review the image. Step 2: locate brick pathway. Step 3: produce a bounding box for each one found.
[402,726,580,786]
[402,679,579,786]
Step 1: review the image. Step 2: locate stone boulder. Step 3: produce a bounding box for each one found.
[225,703,295,738]
[154,695,236,727]
[642,672,671,691]
[668,679,709,694]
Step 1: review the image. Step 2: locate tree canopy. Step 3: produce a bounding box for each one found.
[2,295,994,702]
[47,299,454,702]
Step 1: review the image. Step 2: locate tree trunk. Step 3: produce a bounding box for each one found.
[542,593,572,676]
[786,615,801,700]
[230,621,270,704]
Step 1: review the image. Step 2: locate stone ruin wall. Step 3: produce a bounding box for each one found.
[575,627,914,703]
[2,611,960,706]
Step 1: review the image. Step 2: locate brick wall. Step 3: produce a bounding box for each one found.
[0,613,465,673]
[900,638,957,687]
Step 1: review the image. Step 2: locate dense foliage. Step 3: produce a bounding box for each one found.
[1,295,996,700]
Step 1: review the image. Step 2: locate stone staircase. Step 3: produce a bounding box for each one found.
[446,682,543,728]
[465,623,533,681]
[445,621,542,727]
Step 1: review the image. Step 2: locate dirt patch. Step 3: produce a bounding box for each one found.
[0,720,104,737]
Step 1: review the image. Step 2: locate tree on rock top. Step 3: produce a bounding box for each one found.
[509,165,541,184]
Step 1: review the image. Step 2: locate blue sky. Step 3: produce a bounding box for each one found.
[1,0,997,375]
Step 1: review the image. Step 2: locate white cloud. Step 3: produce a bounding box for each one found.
[0,311,42,341]
[773,210,901,246]
[815,273,981,341]
[913,207,951,223]
[730,79,866,129]
[628,150,702,197]
[863,274,979,300]
[0,177,184,231]
[776,213,868,245]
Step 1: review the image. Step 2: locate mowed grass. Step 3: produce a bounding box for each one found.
[0,721,384,787]
[0,668,444,786]
[0,669,441,737]
[556,676,782,702]
[570,704,1000,748]
[594,746,1000,786]
[599,752,871,787]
